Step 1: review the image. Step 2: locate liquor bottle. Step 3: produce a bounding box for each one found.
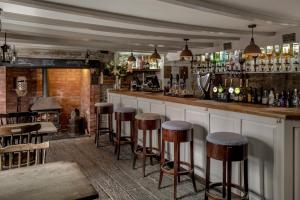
[247,87,253,103]
[262,90,269,105]
[257,87,263,104]
[292,88,299,107]
[279,91,287,107]
[243,79,249,103]
[268,89,275,106]
[252,88,258,104]
[274,93,280,107]
[234,80,241,102]
[286,90,292,108]
[237,79,243,102]
[218,79,225,101]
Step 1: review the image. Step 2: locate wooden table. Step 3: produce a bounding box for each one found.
[0,161,99,200]
[0,122,57,136]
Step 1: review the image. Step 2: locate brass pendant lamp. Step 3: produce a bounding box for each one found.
[180,38,193,61]
[244,24,261,57]
[150,47,161,62]
[127,51,136,63]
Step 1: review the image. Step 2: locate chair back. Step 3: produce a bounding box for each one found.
[0,112,38,125]
[0,124,41,147]
[0,141,49,170]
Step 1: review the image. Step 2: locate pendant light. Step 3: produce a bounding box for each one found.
[1,32,11,63]
[180,38,193,61]
[127,51,136,63]
[150,47,161,62]
[244,24,261,57]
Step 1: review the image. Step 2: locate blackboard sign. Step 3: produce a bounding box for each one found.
[223,42,232,50]
[282,33,296,43]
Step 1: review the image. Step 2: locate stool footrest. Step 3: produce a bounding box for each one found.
[161,161,193,175]
[134,146,160,158]
[206,182,248,200]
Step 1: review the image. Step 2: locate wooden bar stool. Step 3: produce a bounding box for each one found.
[133,113,161,177]
[205,132,248,200]
[114,107,136,160]
[95,102,114,147]
[158,120,197,200]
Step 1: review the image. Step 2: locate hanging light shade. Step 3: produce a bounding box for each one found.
[150,47,161,62]
[127,52,136,63]
[244,24,261,57]
[180,38,193,61]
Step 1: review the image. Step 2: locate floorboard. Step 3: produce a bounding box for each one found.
[47,136,205,200]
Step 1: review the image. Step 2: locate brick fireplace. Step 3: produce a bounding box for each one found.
[0,66,100,135]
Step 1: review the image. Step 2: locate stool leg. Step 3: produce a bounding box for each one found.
[130,120,135,154]
[158,128,161,161]
[114,118,118,154]
[149,130,153,165]
[158,139,165,189]
[109,114,113,143]
[95,112,99,145]
[205,156,210,200]
[142,130,147,177]
[190,140,197,192]
[244,159,249,198]
[174,141,179,200]
[116,119,121,160]
[223,161,227,198]
[132,122,138,169]
[96,114,102,147]
[227,160,232,200]
[177,143,180,183]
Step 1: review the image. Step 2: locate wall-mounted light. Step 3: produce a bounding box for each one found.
[180,39,193,61]
[244,24,261,57]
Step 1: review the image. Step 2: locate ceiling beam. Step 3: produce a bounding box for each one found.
[0,0,275,36]
[158,0,300,26]
[2,22,214,48]
[0,32,183,52]
[2,11,240,41]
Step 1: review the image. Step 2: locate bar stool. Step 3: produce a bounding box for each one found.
[205,132,248,200]
[95,102,114,147]
[133,113,161,177]
[114,107,136,160]
[158,120,197,200]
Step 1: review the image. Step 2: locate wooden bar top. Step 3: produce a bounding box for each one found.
[110,90,300,120]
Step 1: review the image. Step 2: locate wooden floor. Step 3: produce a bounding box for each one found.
[47,136,205,200]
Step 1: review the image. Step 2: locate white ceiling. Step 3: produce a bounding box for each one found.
[0,0,299,53]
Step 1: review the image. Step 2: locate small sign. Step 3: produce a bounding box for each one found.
[223,42,232,50]
[282,33,296,43]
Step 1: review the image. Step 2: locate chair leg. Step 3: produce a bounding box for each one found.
[142,130,147,177]
[223,161,227,198]
[190,140,197,192]
[132,126,138,170]
[117,119,121,160]
[158,139,165,189]
[158,129,161,161]
[205,156,210,200]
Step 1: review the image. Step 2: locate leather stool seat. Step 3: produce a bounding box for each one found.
[206,132,248,146]
[135,113,161,121]
[162,120,193,131]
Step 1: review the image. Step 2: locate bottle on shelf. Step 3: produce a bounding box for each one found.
[279,91,287,107]
[292,88,299,107]
[268,89,275,106]
[262,90,269,105]
[247,87,253,103]
[252,88,258,104]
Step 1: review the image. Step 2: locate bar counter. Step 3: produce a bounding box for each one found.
[108,89,300,200]
[109,90,300,120]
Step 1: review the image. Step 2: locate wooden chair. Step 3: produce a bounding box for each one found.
[0,124,41,147]
[0,142,49,170]
[0,112,38,126]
